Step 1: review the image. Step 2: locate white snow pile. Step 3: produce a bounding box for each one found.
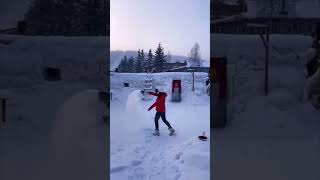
[110,72,210,180]
[126,89,144,113]
[49,89,107,180]
[0,34,108,82]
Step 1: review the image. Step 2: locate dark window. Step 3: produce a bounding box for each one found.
[43,67,62,81]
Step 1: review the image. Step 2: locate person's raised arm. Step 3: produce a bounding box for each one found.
[148,101,157,111]
[149,92,158,96]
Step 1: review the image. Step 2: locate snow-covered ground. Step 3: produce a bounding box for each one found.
[212,34,320,179]
[110,72,210,180]
[0,81,108,180]
[0,35,108,180]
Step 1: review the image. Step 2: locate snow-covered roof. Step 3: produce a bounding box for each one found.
[211,15,244,24]
[246,23,268,28]
[244,0,320,18]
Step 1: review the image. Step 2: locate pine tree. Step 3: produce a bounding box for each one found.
[147,49,153,72]
[128,56,135,73]
[24,0,56,35]
[54,0,77,35]
[97,0,109,35]
[118,56,128,72]
[153,43,166,72]
[124,56,130,72]
[78,0,107,36]
[140,49,145,72]
[135,49,143,73]
[24,0,108,36]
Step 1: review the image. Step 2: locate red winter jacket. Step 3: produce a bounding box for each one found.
[148,92,167,112]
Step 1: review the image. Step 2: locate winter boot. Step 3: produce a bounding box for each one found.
[169,127,175,136]
[153,129,160,136]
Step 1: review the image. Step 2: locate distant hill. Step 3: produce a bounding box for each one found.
[110,50,209,70]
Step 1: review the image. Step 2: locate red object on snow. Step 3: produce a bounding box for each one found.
[172,80,181,93]
[211,57,227,99]
[148,92,167,112]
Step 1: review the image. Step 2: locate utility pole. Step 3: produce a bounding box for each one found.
[265,27,270,95]
[188,68,195,92]
[247,23,270,95]
[192,71,195,92]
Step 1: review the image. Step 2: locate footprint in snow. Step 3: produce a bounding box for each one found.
[131,160,142,166]
[110,165,128,173]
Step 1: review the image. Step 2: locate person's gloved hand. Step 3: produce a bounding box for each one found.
[148,107,152,111]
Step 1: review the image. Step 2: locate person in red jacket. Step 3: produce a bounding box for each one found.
[147,88,175,136]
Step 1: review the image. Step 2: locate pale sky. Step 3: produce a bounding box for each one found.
[110,0,210,60]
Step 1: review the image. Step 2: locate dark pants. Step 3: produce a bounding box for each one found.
[154,112,172,130]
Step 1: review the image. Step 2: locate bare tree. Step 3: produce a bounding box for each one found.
[188,43,202,67]
[188,43,202,91]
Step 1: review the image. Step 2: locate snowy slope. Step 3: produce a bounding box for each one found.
[110,72,210,180]
[219,0,239,5]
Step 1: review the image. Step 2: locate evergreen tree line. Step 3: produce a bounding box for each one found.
[118,43,168,73]
[24,0,108,36]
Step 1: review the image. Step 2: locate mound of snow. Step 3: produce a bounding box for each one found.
[50,89,107,180]
[126,90,143,113]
